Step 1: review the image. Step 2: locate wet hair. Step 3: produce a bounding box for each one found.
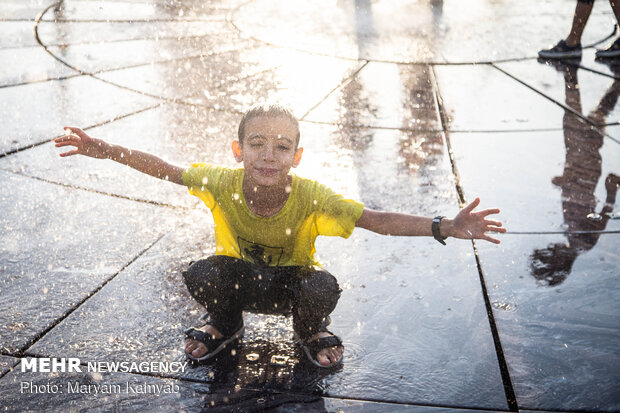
[237,103,300,147]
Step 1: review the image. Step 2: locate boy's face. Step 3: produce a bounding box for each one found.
[232,115,303,187]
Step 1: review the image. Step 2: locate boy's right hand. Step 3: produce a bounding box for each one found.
[55,127,110,159]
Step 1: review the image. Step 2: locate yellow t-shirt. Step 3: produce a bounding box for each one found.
[182,164,364,267]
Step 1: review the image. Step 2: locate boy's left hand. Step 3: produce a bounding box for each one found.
[445,198,506,244]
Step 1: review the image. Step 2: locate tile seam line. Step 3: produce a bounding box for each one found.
[0,103,162,159]
[299,61,370,121]
[0,42,261,90]
[489,63,609,132]
[0,359,20,381]
[37,18,223,23]
[1,168,190,211]
[0,31,246,51]
[430,64,519,412]
[13,234,167,359]
[491,63,620,145]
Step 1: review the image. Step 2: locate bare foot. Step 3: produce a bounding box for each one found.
[307,331,344,367]
[184,325,223,359]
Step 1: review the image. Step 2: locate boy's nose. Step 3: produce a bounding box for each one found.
[261,145,276,161]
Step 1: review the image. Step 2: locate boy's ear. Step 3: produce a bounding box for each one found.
[292,147,303,168]
[231,140,243,163]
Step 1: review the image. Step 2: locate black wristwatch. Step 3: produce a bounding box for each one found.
[432,216,447,245]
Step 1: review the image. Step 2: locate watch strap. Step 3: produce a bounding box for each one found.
[432,216,447,245]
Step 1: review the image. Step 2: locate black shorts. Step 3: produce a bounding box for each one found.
[182,256,342,340]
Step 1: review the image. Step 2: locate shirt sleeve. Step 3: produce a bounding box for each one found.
[182,163,223,210]
[315,185,364,238]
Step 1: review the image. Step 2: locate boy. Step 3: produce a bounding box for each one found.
[55,104,505,368]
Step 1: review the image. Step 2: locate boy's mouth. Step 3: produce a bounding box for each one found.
[255,167,279,177]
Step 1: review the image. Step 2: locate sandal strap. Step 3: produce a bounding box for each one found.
[185,328,226,351]
[306,334,342,356]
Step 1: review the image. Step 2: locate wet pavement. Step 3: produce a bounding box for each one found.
[0,0,619,412]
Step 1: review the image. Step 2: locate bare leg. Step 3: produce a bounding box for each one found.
[566,1,594,46]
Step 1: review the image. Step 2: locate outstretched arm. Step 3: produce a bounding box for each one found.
[356,198,506,244]
[54,126,184,185]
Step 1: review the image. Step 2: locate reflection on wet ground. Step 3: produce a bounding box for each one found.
[1,0,619,411]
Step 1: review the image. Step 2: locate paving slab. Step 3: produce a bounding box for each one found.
[0,75,158,154]
[605,124,620,142]
[577,48,620,80]
[0,357,19,378]
[434,64,566,132]
[42,27,254,75]
[449,126,620,233]
[233,0,614,63]
[0,22,39,49]
[38,0,246,22]
[305,62,440,131]
[0,170,185,355]
[0,363,212,412]
[98,47,363,117]
[0,0,50,20]
[0,47,77,87]
[497,59,620,127]
[36,20,237,47]
[0,103,239,208]
[476,234,620,411]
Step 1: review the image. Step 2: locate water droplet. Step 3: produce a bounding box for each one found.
[586,213,602,222]
[202,177,208,185]
[285,228,291,236]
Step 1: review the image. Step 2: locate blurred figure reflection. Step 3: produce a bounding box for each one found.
[530,62,620,286]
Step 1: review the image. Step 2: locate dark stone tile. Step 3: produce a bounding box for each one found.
[95,48,279,102]
[450,129,620,233]
[98,47,361,117]
[44,31,255,75]
[312,233,507,409]
[0,170,185,354]
[497,60,620,127]
[604,124,620,144]
[38,0,245,22]
[36,20,237,47]
[0,47,76,87]
[281,397,508,412]
[0,362,213,412]
[0,357,19,377]
[0,22,39,48]
[295,123,456,216]
[577,48,620,80]
[434,64,566,131]
[0,75,158,154]
[0,0,50,20]
[232,0,611,63]
[0,103,239,208]
[305,63,441,130]
[476,234,620,411]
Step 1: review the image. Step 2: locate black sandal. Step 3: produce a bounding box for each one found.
[298,330,344,368]
[184,321,244,362]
